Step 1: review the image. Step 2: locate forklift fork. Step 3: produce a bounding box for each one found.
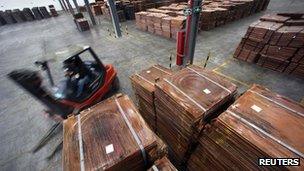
[32,122,61,153]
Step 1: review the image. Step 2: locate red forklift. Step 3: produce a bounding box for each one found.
[8,45,119,154]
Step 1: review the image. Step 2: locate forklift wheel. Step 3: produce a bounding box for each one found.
[112,76,120,91]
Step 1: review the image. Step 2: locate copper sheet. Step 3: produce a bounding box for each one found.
[147,157,177,171]
[155,65,237,164]
[188,84,304,170]
[63,94,167,171]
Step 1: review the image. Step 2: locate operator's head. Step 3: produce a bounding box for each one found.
[63,57,78,76]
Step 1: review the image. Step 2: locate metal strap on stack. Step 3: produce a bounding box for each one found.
[115,97,148,166]
[187,67,233,93]
[226,109,304,158]
[77,115,85,171]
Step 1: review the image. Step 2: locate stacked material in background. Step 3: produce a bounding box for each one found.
[63,94,167,170]
[188,84,304,170]
[11,9,26,23]
[0,5,58,26]
[134,0,270,36]
[147,157,177,171]
[201,0,270,30]
[135,11,148,31]
[161,16,172,38]
[0,10,16,24]
[79,6,87,12]
[100,0,185,22]
[170,16,186,39]
[117,10,127,22]
[0,11,7,26]
[154,13,169,35]
[154,65,237,165]
[101,5,111,19]
[39,6,51,18]
[32,7,43,20]
[130,65,173,132]
[48,5,58,17]
[92,3,104,16]
[22,8,35,21]
[135,3,187,39]
[75,18,90,31]
[234,13,304,78]
[99,0,144,22]
[125,4,136,20]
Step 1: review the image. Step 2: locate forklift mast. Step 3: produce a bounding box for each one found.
[7,70,73,118]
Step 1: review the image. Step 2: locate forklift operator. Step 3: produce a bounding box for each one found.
[61,56,94,99]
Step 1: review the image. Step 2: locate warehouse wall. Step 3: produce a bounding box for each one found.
[0,0,95,11]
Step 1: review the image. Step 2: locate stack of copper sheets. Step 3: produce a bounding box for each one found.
[92,4,103,16]
[135,11,148,31]
[170,16,186,39]
[147,8,169,14]
[147,13,156,33]
[0,11,6,26]
[130,65,173,132]
[200,0,270,30]
[133,1,145,12]
[135,3,186,39]
[0,10,16,24]
[48,5,58,17]
[155,13,169,36]
[0,5,58,26]
[101,6,111,20]
[154,65,237,165]
[188,84,304,170]
[161,16,172,38]
[148,157,177,171]
[63,94,167,170]
[11,9,26,23]
[124,4,136,20]
[100,0,172,22]
[234,13,304,78]
[75,18,90,32]
[135,0,269,38]
[31,7,43,20]
[39,6,51,18]
[117,10,127,22]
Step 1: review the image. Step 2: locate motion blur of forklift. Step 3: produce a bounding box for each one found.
[6,0,202,158]
[7,45,119,154]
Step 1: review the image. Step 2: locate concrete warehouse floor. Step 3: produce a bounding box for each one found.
[0,0,303,170]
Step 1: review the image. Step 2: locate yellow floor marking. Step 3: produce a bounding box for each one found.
[212,55,234,72]
[212,70,251,87]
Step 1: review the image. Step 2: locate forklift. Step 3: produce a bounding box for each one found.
[8,45,119,154]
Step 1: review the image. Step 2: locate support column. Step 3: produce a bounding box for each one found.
[72,0,80,13]
[183,0,203,66]
[84,0,96,25]
[65,0,75,15]
[107,0,122,38]
[58,0,67,12]
[61,0,69,13]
